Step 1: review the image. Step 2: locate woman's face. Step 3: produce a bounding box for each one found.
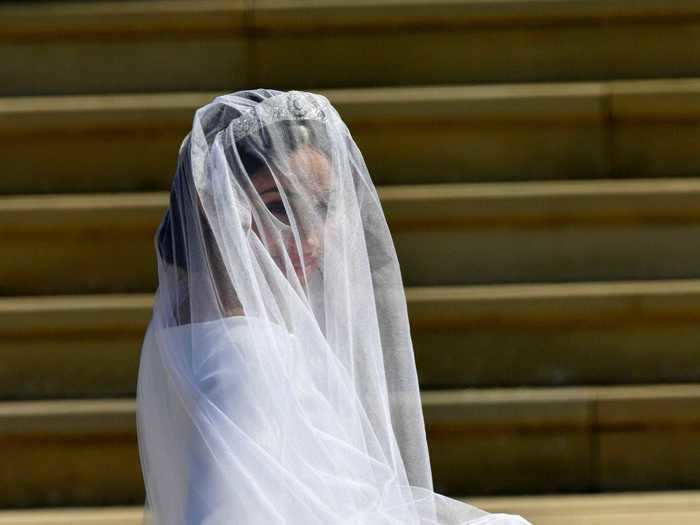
[250,144,333,280]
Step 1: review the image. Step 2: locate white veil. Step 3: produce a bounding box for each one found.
[135,89,530,525]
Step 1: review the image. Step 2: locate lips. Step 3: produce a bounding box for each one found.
[292,254,318,270]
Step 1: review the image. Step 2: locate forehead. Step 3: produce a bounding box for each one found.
[252,145,333,195]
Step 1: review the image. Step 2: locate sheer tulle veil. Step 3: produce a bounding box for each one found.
[135,88,530,525]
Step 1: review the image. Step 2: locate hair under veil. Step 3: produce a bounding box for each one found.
[135,89,530,525]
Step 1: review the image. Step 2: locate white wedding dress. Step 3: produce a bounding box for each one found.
[136,89,530,525]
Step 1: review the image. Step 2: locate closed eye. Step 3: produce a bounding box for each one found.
[266,200,288,217]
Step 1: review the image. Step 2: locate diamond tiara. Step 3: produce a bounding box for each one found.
[229,90,330,143]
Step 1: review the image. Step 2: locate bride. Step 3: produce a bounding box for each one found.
[136,89,530,525]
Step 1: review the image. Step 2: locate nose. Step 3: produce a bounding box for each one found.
[286,199,322,253]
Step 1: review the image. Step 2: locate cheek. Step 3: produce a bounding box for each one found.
[251,222,276,251]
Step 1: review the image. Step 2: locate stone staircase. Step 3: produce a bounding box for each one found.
[1,1,700,523]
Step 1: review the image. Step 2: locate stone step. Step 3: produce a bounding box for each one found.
[3,491,700,523]
[469,491,700,525]
[4,1,700,95]
[0,506,140,525]
[3,281,700,399]
[4,179,700,294]
[410,280,700,388]
[2,385,699,506]
[0,399,140,507]
[4,78,700,193]
[425,384,700,495]
[0,294,149,399]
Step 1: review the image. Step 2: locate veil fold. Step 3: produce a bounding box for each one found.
[136,89,530,525]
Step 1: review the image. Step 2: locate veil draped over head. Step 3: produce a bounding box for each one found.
[136,89,529,525]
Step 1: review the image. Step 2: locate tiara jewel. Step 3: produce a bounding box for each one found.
[229,90,329,143]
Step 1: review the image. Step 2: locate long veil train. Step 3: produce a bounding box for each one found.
[136,89,530,525]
